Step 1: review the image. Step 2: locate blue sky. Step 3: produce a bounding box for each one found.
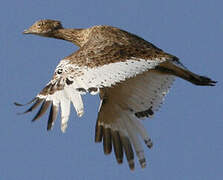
[1,0,222,179]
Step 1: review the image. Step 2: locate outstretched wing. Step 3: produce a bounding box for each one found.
[16,38,172,132]
[95,71,175,170]
[16,59,84,132]
[16,56,166,131]
[16,38,177,169]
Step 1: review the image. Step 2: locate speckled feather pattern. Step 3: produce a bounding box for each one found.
[62,26,176,68]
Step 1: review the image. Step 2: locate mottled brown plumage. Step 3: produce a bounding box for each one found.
[24,20,174,66]
[23,19,216,86]
[17,19,217,170]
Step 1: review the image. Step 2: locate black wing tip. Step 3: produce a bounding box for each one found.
[14,98,37,107]
[16,106,37,115]
[103,128,112,155]
[31,117,37,122]
[117,159,123,164]
[96,123,152,170]
[14,102,24,106]
[16,111,29,115]
[15,98,44,117]
[31,101,51,122]
[128,160,135,171]
[47,126,52,131]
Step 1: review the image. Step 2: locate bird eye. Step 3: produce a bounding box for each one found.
[37,21,44,27]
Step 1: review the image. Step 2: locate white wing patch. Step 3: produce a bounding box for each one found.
[66,58,166,93]
[17,57,167,133]
[17,57,169,134]
[122,71,175,117]
[95,71,175,169]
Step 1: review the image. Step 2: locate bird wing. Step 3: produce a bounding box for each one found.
[15,59,84,132]
[95,70,175,170]
[16,40,173,133]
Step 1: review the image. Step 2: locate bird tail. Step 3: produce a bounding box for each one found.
[156,61,217,86]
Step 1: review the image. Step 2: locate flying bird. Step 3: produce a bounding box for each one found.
[16,19,216,170]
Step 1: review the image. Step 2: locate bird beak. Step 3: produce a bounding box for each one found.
[23,29,31,34]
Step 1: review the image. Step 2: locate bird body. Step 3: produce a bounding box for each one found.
[17,19,216,170]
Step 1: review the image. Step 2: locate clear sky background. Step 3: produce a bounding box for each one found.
[1,0,222,179]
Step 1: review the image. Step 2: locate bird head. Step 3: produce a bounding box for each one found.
[23,19,63,36]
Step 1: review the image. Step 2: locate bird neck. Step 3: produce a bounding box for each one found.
[49,28,90,47]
